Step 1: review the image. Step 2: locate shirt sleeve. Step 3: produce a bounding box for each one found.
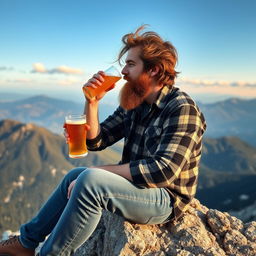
[86,106,125,151]
[130,103,206,188]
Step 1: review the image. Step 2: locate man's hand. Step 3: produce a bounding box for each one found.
[63,123,90,144]
[82,71,116,103]
[82,71,107,103]
[63,123,70,144]
[67,179,77,199]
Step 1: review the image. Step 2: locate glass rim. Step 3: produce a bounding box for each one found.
[104,65,121,77]
[65,114,86,120]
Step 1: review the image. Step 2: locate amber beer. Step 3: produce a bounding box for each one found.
[83,66,121,99]
[65,115,88,158]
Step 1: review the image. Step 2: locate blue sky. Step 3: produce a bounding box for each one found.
[0,0,256,103]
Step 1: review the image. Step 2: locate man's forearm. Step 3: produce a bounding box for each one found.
[96,163,133,181]
[84,101,101,139]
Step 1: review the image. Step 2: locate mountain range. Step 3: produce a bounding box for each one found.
[197,136,256,212]
[0,119,256,234]
[0,95,115,134]
[0,95,256,146]
[198,98,256,146]
[0,119,121,234]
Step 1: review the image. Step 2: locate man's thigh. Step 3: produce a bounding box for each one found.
[76,168,174,224]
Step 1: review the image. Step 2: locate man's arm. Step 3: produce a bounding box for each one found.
[83,71,106,140]
[84,100,100,140]
[95,164,133,181]
[82,70,125,152]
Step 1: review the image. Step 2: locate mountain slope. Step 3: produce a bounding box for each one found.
[197,136,256,212]
[1,119,256,233]
[199,98,256,146]
[0,119,120,233]
[201,136,256,174]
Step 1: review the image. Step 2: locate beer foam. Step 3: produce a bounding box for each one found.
[65,119,86,124]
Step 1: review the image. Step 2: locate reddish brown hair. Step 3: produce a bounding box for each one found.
[118,25,179,86]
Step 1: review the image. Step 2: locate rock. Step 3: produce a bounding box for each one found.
[75,199,256,256]
[1,199,255,255]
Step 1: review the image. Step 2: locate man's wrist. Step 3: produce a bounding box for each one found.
[86,99,99,107]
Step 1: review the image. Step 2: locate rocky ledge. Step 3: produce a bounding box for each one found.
[75,199,256,256]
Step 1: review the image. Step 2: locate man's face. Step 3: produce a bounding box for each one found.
[121,46,144,81]
[119,47,153,110]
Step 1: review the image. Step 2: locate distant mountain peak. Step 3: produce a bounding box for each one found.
[0,119,35,131]
[228,98,241,104]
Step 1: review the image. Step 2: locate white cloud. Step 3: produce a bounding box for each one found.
[177,77,256,88]
[178,84,256,98]
[174,77,256,98]
[32,63,83,75]
[230,81,256,87]
[50,65,83,75]
[32,63,47,73]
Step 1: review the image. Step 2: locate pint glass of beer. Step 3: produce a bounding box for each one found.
[83,65,121,99]
[64,114,88,158]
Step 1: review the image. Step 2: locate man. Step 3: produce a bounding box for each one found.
[0,25,206,256]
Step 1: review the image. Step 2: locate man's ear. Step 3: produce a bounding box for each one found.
[148,66,160,77]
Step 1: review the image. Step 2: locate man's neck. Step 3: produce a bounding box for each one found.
[145,84,164,104]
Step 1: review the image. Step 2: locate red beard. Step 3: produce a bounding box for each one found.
[119,73,152,110]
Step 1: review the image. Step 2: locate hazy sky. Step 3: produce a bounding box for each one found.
[0,0,256,103]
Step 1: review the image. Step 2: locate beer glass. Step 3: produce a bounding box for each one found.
[83,65,121,99]
[64,114,88,158]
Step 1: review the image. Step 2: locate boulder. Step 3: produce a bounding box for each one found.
[75,199,256,256]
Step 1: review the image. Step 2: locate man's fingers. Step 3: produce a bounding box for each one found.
[63,129,70,144]
[67,180,76,199]
[85,124,90,131]
[84,71,105,88]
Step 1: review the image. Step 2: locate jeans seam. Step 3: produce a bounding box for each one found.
[59,226,82,255]
[100,193,170,205]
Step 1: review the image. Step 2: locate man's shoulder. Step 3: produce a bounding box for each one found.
[164,87,198,110]
[163,87,206,129]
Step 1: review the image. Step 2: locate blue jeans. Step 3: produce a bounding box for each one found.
[19,167,173,255]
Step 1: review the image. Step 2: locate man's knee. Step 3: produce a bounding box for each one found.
[76,168,103,187]
[62,167,87,186]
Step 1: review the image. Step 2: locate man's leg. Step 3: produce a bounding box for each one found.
[19,167,86,249]
[40,168,173,256]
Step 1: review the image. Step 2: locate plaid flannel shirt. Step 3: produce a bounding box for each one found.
[87,85,206,220]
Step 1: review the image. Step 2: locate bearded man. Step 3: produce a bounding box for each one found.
[0,26,206,256]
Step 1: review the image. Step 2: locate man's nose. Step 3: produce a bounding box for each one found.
[121,66,128,76]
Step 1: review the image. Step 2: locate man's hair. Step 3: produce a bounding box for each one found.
[118,25,179,86]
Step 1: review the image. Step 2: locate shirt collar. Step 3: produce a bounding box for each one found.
[133,85,175,115]
[154,85,174,109]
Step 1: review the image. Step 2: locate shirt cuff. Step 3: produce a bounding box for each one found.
[129,160,148,188]
[86,131,102,150]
